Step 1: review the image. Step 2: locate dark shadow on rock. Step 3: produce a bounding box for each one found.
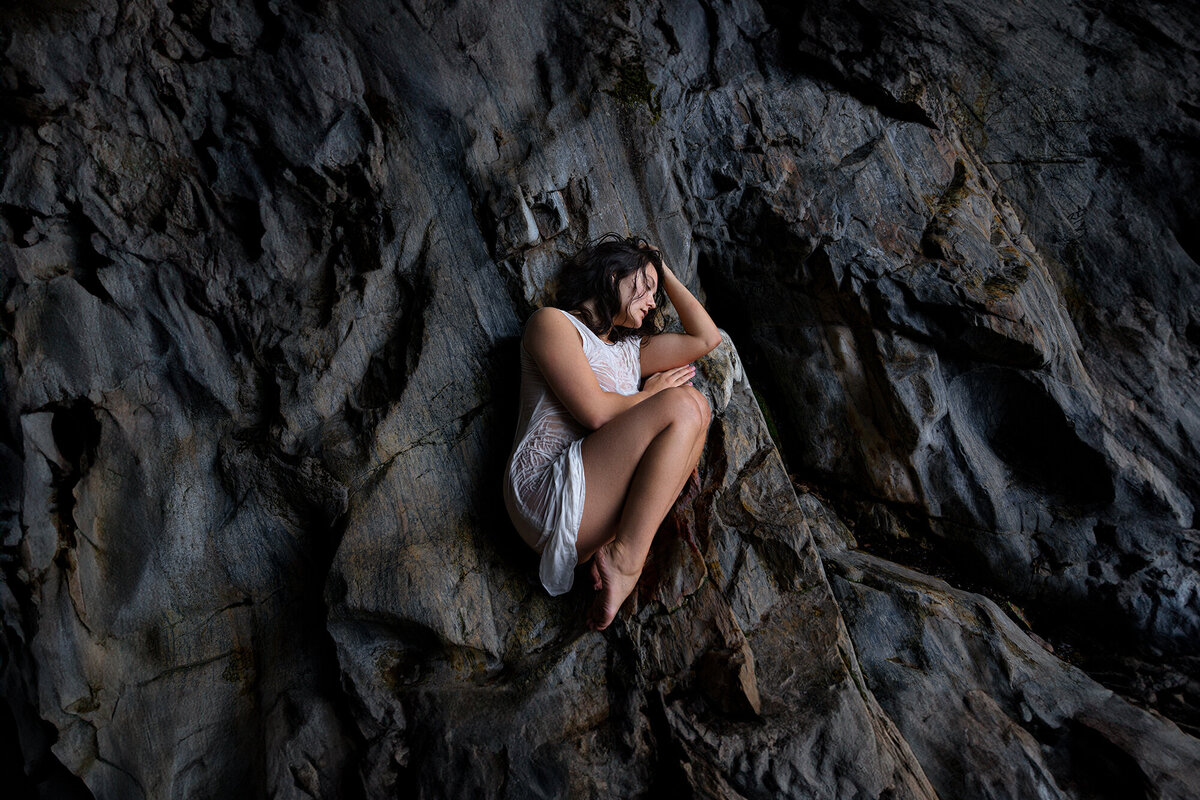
[950,367,1114,507]
[478,332,548,587]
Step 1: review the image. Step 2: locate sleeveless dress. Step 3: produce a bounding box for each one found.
[503,308,643,596]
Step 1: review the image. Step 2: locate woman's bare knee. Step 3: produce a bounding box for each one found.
[658,386,704,430]
[683,385,711,428]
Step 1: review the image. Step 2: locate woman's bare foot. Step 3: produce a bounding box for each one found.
[588,540,643,631]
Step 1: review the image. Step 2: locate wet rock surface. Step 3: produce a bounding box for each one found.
[1,1,1198,798]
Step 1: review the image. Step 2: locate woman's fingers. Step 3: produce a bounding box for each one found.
[669,365,694,385]
[646,364,696,392]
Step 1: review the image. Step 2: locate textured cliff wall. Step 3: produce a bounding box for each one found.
[2,1,1198,798]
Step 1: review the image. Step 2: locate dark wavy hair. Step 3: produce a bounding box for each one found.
[554,233,666,342]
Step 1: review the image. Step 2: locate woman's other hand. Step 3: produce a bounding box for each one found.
[638,240,673,277]
[636,244,722,375]
[643,364,696,395]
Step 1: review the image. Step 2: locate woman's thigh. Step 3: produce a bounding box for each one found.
[575,387,705,559]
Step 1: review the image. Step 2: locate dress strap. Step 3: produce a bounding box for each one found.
[556,308,607,346]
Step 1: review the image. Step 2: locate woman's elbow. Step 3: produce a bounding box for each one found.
[703,331,723,354]
[575,407,609,431]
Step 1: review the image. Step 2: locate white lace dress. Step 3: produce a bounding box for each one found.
[503,308,642,595]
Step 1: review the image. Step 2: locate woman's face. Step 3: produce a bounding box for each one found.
[614,264,658,328]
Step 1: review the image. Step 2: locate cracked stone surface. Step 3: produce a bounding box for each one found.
[2,1,1198,798]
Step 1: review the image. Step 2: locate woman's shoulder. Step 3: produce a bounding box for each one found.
[525,307,585,345]
[526,306,570,330]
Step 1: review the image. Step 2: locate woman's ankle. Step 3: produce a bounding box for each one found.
[605,538,647,577]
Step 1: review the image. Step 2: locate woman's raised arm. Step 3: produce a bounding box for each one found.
[524,307,694,430]
[639,257,722,376]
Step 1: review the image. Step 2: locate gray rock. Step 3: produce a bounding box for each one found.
[2,0,1198,797]
[826,546,1200,800]
[687,0,1200,662]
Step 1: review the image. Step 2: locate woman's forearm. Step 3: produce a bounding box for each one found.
[662,266,721,349]
[583,389,649,429]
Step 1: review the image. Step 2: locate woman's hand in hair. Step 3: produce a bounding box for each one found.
[642,364,696,395]
[638,240,665,267]
[637,246,722,376]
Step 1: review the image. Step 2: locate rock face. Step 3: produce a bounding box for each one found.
[713,0,1200,660]
[1,1,1198,798]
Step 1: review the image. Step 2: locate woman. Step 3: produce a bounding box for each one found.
[503,233,722,631]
